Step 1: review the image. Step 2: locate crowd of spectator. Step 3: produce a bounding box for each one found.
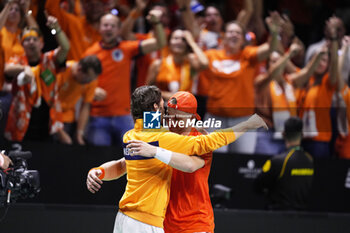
[0,0,349,160]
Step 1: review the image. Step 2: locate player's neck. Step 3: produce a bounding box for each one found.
[101,39,119,49]
[286,140,301,149]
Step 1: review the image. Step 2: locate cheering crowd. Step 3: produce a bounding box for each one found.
[0,0,349,159]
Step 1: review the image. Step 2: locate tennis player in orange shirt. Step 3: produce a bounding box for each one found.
[87,89,267,232]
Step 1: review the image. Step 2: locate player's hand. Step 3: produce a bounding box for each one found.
[94,87,107,101]
[126,140,157,157]
[135,0,148,12]
[20,0,30,13]
[247,114,268,130]
[289,38,302,57]
[0,151,13,170]
[147,9,162,25]
[56,129,73,145]
[183,30,195,45]
[45,12,60,31]
[87,169,103,194]
[75,130,85,145]
[265,11,282,35]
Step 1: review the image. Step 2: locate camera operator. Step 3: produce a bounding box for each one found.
[0,151,12,170]
[255,117,314,210]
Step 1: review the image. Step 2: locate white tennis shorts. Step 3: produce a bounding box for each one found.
[113,211,164,233]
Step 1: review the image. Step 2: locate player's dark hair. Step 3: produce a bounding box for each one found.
[284,117,303,141]
[131,85,162,120]
[79,55,102,75]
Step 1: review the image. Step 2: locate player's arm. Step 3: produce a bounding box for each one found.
[76,102,91,145]
[185,31,209,70]
[255,40,300,90]
[145,59,161,85]
[288,46,326,88]
[177,0,200,39]
[120,0,148,40]
[162,114,267,156]
[46,14,70,65]
[4,64,35,84]
[140,9,167,54]
[86,158,127,194]
[22,0,39,29]
[236,0,254,30]
[327,17,339,87]
[338,36,350,91]
[127,141,205,173]
[0,1,11,30]
[257,12,280,62]
[129,114,267,157]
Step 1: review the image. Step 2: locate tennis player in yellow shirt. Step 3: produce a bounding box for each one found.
[87,85,267,233]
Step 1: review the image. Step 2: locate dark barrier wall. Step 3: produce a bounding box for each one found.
[2,204,350,233]
[2,141,350,212]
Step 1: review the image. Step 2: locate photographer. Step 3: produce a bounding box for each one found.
[0,151,12,170]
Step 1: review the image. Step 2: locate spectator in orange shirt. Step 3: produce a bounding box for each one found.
[299,18,339,158]
[0,1,39,142]
[254,39,326,156]
[200,14,280,154]
[45,0,112,60]
[83,10,167,146]
[178,0,254,119]
[255,41,301,155]
[4,15,70,143]
[56,55,102,145]
[1,0,38,63]
[146,29,208,101]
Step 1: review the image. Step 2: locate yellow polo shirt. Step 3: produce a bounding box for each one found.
[119,119,236,228]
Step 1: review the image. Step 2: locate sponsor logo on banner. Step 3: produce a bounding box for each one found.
[238,160,261,179]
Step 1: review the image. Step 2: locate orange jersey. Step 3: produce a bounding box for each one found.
[45,0,101,60]
[196,29,223,97]
[203,46,259,117]
[300,73,336,142]
[255,77,297,132]
[57,61,97,123]
[120,119,236,228]
[84,40,140,116]
[1,27,24,62]
[164,129,214,233]
[5,59,63,141]
[156,55,192,92]
[5,50,64,141]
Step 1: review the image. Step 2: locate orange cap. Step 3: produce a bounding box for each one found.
[167,91,201,120]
